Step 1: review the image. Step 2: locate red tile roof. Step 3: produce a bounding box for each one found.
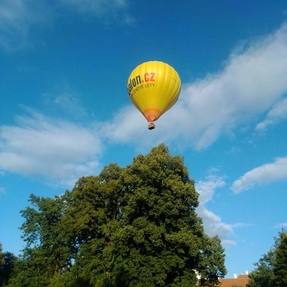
[220,275,249,287]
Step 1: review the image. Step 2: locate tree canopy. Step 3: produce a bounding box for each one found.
[0,243,17,287]
[247,230,287,287]
[4,145,226,286]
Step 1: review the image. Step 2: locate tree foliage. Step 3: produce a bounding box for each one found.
[247,230,287,287]
[5,145,226,286]
[273,231,287,287]
[0,244,3,265]
[0,244,17,287]
[247,251,275,287]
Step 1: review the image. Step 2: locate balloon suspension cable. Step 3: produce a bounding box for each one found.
[148,122,155,130]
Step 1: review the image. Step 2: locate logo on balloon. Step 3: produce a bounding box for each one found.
[128,72,156,95]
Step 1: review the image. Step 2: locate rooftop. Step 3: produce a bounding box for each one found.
[220,275,249,287]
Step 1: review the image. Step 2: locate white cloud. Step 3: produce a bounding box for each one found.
[0,0,131,50]
[197,174,226,205]
[44,93,88,118]
[0,112,102,185]
[0,186,5,194]
[0,0,47,50]
[0,0,30,49]
[221,239,237,247]
[196,175,234,240]
[231,156,287,193]
[198,207,233,239]
[105,23,287,149]
[60,0,128,16]
[256,97,287,131]
[103,106,155,145]
[196,175,252,246]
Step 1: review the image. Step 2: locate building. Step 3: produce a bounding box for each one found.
[220,274,249,287]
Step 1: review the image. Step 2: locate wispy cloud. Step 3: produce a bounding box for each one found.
[197,174,226,205]
[231,156,287,193]
[59,0,134,25]
[105,23,287,149]
[0,0,132,50]
[256,97,287,131]
[0,112,102,185]
[221,239,237,247]
[0,0,33,50]
[60,0,128,16]
[196,175,233,240]
[196,175,252,247]
[43,92,88,119]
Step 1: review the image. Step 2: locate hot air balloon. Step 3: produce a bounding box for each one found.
[127,61,181,130]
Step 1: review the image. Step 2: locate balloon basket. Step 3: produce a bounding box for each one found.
[148,122,155,130]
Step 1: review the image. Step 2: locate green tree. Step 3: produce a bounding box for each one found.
[0,244,3,265]
[247,251,275,287]
[199,236,226,287]
[273,231,287,287]
[0,244,17,287]
[247,230,287,287]
[8,145,226,287]
[6,192,74,287]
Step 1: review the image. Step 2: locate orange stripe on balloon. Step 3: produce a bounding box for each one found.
[143,109,161,122]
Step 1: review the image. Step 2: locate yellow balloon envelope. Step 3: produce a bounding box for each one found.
[127,61,181,129]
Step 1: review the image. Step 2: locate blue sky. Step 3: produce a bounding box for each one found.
[1,0,287,277]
